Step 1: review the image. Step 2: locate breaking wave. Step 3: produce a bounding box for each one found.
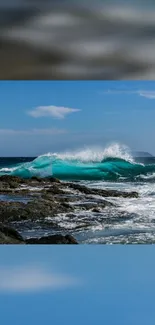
[0,144,155,182]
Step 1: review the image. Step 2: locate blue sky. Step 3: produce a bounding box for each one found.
[0,246,155,325]
[0,80,155,156]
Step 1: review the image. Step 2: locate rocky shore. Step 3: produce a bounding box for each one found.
[0,175,138,244]
[0,224,78,244]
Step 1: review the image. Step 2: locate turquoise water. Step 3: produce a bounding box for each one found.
[1,145,155,243]
[1,154,155,182]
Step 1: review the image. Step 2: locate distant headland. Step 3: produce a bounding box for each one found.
[132,151,153,158]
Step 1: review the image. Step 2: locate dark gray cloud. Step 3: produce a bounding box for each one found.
[0,1,155,79]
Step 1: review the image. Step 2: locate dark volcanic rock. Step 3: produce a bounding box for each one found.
[0,176,138,198]
[26,176,61,184]
[26,234,78,244]
[46,185,65,195]
[0,223,78,244]
[91,207,101,213]
[0,175,23,183]
[0,176,139,239]
[0,223,25,244]
[30,176,43,183]
[0,175,27,193]
[66,182,138,198]
[0,175,60,190]
[0,201,28,223]
[0,196,73,223]
[47,177,61,183]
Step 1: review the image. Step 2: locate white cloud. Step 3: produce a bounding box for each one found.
[100,89,155,99]
[28,105,81,119]
[0,265,79,293]
[139,91,155,99]
[0,128,67,135]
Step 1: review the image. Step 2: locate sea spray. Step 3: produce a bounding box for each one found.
[41,143,134,163]
[0,143,155,181]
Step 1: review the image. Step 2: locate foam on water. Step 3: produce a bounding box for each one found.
[1,142,155,244]
[1,143,155,182]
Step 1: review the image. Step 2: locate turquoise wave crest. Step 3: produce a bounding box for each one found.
[0,151,155,182]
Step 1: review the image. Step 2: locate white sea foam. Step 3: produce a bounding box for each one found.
[138,173,155,180]
[0,167,17,172]
[40,143,134,163]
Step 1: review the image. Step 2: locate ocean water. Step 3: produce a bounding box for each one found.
[1,144,155,181]
[1,144,155,243]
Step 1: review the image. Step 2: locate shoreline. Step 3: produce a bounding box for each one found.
[0,175,138,244]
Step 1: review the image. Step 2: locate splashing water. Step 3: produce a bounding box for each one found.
[0,143,155,181]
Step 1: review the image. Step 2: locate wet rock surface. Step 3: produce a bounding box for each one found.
[65,182,138,198]
[0,223,25,244]
[0,223,78,244]
[26,234,78,244]
[0,176,139,243]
